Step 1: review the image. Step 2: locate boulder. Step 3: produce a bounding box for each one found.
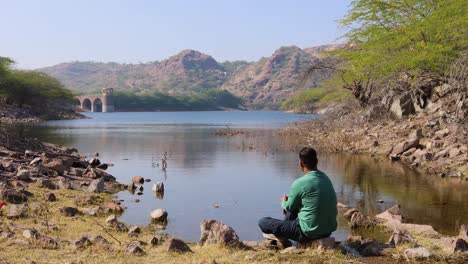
[166,238,192,253]
[45,192,57,202]
[390,92,416,118]
[96,163,108,170]
[128,226,141,237]
[89,158,101,168]
[199,219,241,247]
[376,204,403,224]
[404,247,431,260]
[450,238,468,253]
[87,177,105,193]
[152,182,164,193]
[22,229,39,239]
[391,139,420,156]
[132,176,144,184]
[16,168,30,181]
[151,209,168,222]
[340,236,382,256]
[81,208,97,216]
[125,244,145,255]
[387,229,416,246]
[59,206,79,217]
[43,159,67,175]
[297,237,335,250]
[7,204,28,219]
[39,179,59,190]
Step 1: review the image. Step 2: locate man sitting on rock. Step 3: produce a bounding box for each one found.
[258,147,337,245]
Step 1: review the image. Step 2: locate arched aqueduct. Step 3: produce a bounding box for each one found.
[75,88,115,112]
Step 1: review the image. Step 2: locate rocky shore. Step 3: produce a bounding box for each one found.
[0,132,467,263]
[282,80,467,181]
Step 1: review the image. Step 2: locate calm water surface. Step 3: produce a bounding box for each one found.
[24,111,468,241]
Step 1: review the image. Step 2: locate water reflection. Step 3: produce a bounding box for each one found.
[12,111,468,241]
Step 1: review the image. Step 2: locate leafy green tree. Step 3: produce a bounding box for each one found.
[333,0,467,104]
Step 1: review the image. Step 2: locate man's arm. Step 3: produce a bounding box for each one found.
[281,181,301,212]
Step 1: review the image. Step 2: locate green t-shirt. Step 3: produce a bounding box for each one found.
[281,170,337,238]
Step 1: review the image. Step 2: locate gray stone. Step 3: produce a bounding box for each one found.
[87,177,104,193]
[30,157,42,166]
[199,219,241,247]
[128,226,141,237]
[376,204,403,224]
[59,206,79,217]
[81,208,97,216]
[22,229,39,239]
[125,244,145,255]
[7,204,28,219]
[166,238,192,253]
[390,92,415,118]
[387,229,416,246]
[16,168,30,180]
[150,209,168,222]
[404,247,431,260]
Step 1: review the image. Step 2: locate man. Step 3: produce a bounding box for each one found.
[258,147,337,243]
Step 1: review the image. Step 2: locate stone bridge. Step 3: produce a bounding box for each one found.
[75,88,115,112]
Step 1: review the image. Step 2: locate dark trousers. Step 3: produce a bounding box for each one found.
[258,211,330,242]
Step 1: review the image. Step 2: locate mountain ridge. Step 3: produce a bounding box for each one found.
[38,44,343,108]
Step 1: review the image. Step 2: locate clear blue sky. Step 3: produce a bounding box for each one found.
[1,0,349,69]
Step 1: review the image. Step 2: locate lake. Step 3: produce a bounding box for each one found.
[22,111,468,242]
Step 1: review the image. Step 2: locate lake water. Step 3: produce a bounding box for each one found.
[22,111,468,242]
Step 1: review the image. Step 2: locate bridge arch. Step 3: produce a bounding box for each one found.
[75,88,114,112]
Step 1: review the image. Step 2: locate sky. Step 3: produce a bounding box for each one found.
[1,0,349,69]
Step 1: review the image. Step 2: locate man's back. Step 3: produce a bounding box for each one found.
[282,170,337,238]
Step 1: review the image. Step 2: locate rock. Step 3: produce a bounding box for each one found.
[128,226,141,237]
[391,136,420,156]
[96,163,108,170]
[16,168,30,180]
[404,247,431,260]
[73,236,92,249]
[199,219,242,247]
[166,238,192,253]
[152,182,164,193]
[106,214,117,224]
[151,209,168,222]
[59,206,79,217]
[87,177,105,193]
[280,246,297,254]
[82,167,98,179]
[390,92,416,118]
[22,229,39,239]
[7,204,28,219]
[434,128,449,138]
[1,189,29,204]
[45,192,57,202]
[343,236,382,256]
[399,223,439,236]
[132,176,144,184]
[387,229,416,246]
[89,158,101,168]
[88,234,110,246]
[30,157,42,166]
[105,201,124,213]
[343,208,358,220]
[297,237,335,250]
[450,238,468,253]
[125,244,145,255]
[349,211,377,228]
[449,147,461,158]
[402,147,417,156]
[376,204,403,224]
[81,208,97,216]
[433,83,452,98]
[149,236,159,246]
[144,178,151,182]
[43,159,67,175]
[460,225,468,240]
[39,179,59,190]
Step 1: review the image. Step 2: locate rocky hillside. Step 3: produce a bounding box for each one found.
[39,45,342,108]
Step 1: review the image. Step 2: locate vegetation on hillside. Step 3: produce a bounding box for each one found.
[283,0,467,112]
[0,57,74,107]
[113,89,242,111]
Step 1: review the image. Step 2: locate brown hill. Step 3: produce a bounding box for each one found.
[38,45,341,108]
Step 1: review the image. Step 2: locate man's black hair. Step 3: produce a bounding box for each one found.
[299,147,318,169]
